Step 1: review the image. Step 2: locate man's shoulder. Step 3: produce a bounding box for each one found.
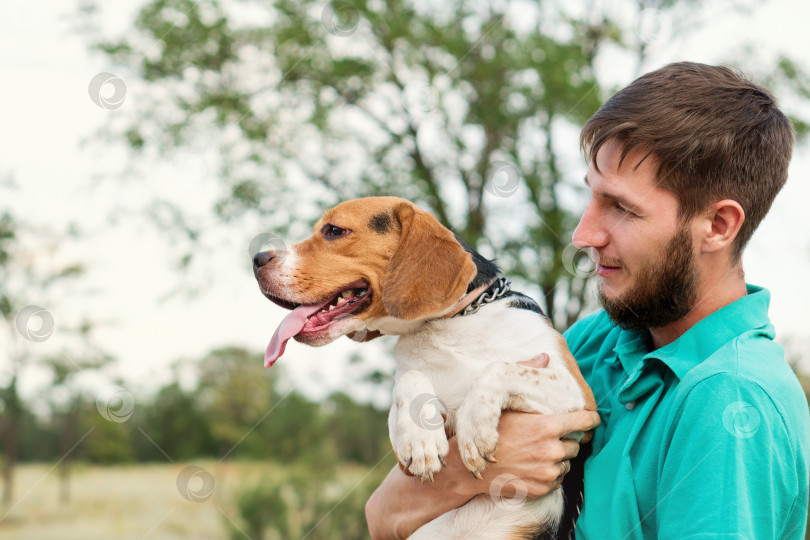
[683,330,798,396]
[676,336,809,448]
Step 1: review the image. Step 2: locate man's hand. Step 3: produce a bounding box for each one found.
[471,408,599,497]
[455,353,600,498]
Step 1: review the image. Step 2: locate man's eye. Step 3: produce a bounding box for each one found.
[615,203,633,216]
[322,224,350,239]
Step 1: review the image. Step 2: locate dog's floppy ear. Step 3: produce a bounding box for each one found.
[382,202,477,320]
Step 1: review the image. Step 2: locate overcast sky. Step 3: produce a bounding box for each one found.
[2,0,810,405]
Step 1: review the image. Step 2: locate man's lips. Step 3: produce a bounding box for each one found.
[596,263,621,277]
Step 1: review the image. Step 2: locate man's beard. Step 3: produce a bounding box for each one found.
[599,226,698,332]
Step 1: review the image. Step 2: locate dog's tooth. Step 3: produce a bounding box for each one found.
[341,290,352,299]
[328,305,335,311]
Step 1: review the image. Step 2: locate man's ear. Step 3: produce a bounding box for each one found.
[381,202,477,320]
[700,199,745,253]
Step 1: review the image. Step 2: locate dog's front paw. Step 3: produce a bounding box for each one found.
[393,420,449,482]
[455,400,500,479]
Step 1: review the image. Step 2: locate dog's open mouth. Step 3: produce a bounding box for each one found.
[264,281,371,366]
[300,287,370,330]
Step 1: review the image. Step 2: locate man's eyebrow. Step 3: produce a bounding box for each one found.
[603,192,644,214]
[584,175,644,214]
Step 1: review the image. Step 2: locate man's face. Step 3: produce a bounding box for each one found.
[572,138,699,330]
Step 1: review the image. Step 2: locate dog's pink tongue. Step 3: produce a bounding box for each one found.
[265,300,331,367]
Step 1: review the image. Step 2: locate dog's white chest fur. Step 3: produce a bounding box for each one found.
[387,300,587,539]
[395,301,585,418]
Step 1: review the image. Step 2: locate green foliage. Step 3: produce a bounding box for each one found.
[232,479,286,540]
[81,405,136,463]
[195,346,281,458]
[17,409,59,462]
[0,212,15,269]
[258,390,337,466]
[132,382,217,461]
[227,462,392,540]
[89,0,810,331]
[324,392,389,464]
[772,56,810,141]
[11,345,390,469]
[89,0,623,327]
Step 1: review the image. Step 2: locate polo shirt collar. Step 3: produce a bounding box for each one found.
[612,285,773,403]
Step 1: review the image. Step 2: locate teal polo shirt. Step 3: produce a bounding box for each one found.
[565,285,810,539]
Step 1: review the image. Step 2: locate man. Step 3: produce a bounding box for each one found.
[365,62,810,539]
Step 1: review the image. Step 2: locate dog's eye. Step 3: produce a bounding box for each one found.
[322,224,350,240]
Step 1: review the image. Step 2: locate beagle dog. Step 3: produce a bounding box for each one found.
[253,196,596,539]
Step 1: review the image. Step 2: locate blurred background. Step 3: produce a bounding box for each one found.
[1,0,809,538]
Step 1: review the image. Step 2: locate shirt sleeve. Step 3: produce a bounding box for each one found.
[656,373,802,540]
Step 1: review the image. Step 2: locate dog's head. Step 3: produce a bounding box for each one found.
[254,197,478,365]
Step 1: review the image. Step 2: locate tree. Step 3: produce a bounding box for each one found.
[132,380,216,461]
[41,327,113,503]
[85,0,809,329]
[0,211,21,506]
[259,390,334,465]
[195,346,278,458]
[0,176,85,505]
[323,391,388,464]
[86,0,615,328]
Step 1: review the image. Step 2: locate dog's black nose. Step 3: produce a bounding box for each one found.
[253,251,274,270]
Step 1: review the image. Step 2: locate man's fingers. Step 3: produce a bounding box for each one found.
[549,409,601,438]
[561,439,580,460]
[517,352,550,368]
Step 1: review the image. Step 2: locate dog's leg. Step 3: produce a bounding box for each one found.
[389,370,449,482]
[454,361,578,478]
[408,493,562,540]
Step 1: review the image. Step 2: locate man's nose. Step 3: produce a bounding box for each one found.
[572,204,608,249]
[253,251,274,273]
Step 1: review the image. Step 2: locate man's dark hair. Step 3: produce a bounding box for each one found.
[580,61,794,260]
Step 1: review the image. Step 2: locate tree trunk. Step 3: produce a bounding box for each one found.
[57,406,78,505]
[1,377,20,506]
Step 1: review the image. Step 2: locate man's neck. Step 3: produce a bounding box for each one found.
[649,263,747,350]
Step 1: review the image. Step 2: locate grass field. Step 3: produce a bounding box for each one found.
[0,461,379,540]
